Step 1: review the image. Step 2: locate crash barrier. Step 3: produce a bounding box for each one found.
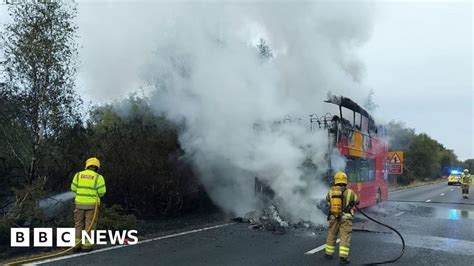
[355,206,405,265]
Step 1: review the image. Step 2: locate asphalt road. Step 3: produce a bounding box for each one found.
[35,182,474,266]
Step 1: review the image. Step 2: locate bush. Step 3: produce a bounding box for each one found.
[97,204,137,231]
[0,217,13,245]
[9,177,48,227]
[1,95,210,223]
[87,96,205,218]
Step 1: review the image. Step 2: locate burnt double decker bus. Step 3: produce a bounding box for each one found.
[254,95,389,209]
[324,95,389,208]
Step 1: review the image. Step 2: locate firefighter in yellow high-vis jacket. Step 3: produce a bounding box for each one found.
[460,169,471,199]
[324,172,359,265]
[71,157,106,251]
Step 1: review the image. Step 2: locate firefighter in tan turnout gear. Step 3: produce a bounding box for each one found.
[324,172,359,265]
[460,169,471,199]
[71,157,106,251]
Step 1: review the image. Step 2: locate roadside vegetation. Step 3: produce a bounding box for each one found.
[0,1,472,259]
[0,2,211,256]
[386,121,472,185]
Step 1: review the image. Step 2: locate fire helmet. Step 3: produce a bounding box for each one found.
[85,157,100,169]
[334,172,348,185]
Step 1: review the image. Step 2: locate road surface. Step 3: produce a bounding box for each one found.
[33,182,474,265]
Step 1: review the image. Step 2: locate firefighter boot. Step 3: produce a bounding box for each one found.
[324,254,333,260]
[73,238,81,252]
[340,257,351,265]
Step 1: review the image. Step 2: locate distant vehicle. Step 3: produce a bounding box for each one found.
[448,170,462,185]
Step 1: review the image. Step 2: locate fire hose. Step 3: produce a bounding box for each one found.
[6,197,99,266]
[355,206,406,265]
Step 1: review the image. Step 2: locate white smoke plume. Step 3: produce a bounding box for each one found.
[77,1,374,224]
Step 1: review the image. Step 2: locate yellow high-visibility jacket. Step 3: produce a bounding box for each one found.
[460,173,471,185]
[71,169,106,209]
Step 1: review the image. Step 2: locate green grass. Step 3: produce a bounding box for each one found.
[389,178,446,192]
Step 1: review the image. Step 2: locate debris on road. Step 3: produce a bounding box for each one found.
[235,205,326,235]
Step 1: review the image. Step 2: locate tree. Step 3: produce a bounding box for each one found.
[463,159,474,172]
[257,38,273,61]
[386,121,417,184]
[386,121,416,151]
[439,149,458,176]
[386,121,459,183]
[407,133,443,180]
[87,96,205,217]
[1,1,80,182]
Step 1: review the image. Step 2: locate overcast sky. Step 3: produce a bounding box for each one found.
[359,1,472,160]
[0,1,472,160]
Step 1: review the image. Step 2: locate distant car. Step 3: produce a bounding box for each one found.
[448,172,461,185]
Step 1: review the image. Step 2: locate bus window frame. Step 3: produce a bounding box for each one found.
[345,156,376,183]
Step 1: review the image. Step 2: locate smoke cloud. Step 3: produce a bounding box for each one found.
[77,1,374,224]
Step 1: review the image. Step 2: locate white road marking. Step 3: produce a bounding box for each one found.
[394,211,405,217]
[450,189,454,191]
[29,222,235,265]
[425,199,431,202]
[305,239,340,255]
[440,193,445,196]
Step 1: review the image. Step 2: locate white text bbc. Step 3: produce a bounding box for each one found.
[11,228,138,247]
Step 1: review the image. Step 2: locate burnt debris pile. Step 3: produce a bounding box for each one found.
[234,205,326,235]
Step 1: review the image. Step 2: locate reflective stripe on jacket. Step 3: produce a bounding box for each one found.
[71,169,106,208]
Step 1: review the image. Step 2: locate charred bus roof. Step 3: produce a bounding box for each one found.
[324,94,378,133]
[324,94,374,122]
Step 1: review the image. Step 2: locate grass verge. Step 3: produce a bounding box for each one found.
[389,178,446,192]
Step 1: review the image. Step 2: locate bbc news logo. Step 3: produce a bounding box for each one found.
[11,228,138,247]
